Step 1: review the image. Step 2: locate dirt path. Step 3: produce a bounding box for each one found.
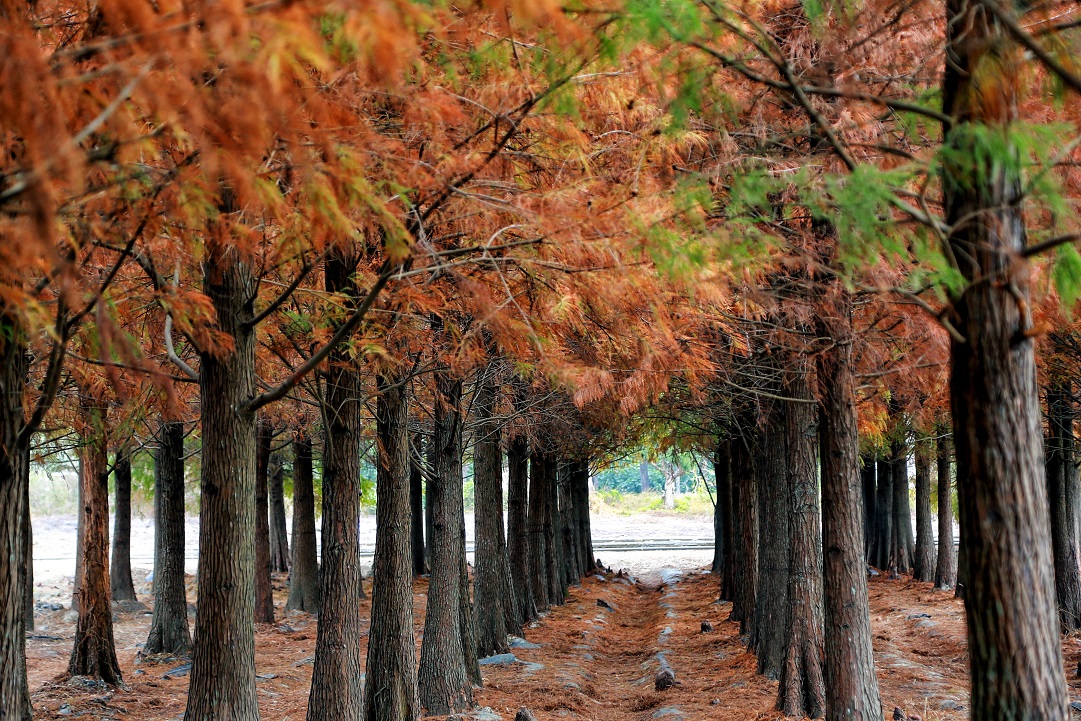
[24,566,1081,720]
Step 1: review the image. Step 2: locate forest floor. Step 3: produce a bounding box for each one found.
[25,562,1081,721]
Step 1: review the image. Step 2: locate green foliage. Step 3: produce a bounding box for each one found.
[1053,243,1081,312]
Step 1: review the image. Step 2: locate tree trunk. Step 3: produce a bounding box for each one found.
[889,442,912,575]
[712,441,731,577]
[269,451,290,573]
[307,246,366,721]
[557,462,579,586]
[365,371,420,721]
[145,420,191,655]
[943,4,1068,713]
[22,443,33,632]
[425,438,435,573]
[410,435,426,576]
[913,438,936,583]
[527,449,551,612]
[286,435,320,615]
[1047,374,1081,631]
[729,436,758,637]
[0,309,31,720]
[418,370,474,715]
[473,365,515,657]
[73,455,84,613]
[543,453,564,605]
[185,246,259,721]
[860,457,876,562]
[663,460,676,509]
[69,395,123,684]
[871,458,892,571]
[816,288,882,721]
[506,435,536,624]
[639,458,650,493]
[934,435,957,591]
[753,411,789,679]
[573,460,594,575]
[110,447,137,602]
[254,416,275,624]
[777,368,825,717]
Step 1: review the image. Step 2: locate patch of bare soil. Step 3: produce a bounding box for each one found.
[24,567,1081,721]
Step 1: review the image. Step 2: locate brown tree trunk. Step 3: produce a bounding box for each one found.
[73,455,84,613]
[934,434,957,591]
[574,461,594,575]
[286,435,320,614]
[943,4,1068,713]
[543,453,564,606]
[307,246,366,721]
[473,365,515,657]
[861,457,876,562]
[254,416,275,624]
[816,288,882,721]
[418,369,474,714]
[557,462,579,586]
[22,443,33,632]
[753,411,788,678]
[777,370,825,717]
[889,440,913,575]
[410,434,426,576]
[110,447,137,602]
[712,440,731,577]
[729,435,758,637]
[913,438,936,583]
[185,245,259,721]
[527,449,551,612]
[145,420,191,656]
[425,436,435,573]
[69,395,122,684]
[870,457,892,571]
[507,435,536,624]
[0,315,31,720]
[365,370,420,721]
[269,451,290,573]
[1047,373,1081,631]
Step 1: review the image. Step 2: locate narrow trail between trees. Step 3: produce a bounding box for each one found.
[22,567,1081,720]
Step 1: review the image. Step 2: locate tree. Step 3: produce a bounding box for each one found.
[913,437,936,583]
[255,416,276,624]
[268,450,290,574]
[943,0,1069,714]
[934,434,957,592]
[109,446,137,602]
[286,435,320,615]
[144,420,191,656]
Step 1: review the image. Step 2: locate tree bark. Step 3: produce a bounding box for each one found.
[418,370,474,714]
[1047,373,1081,631]
[425,437,435,573]
[307,246,367,721]
[365,370,420,721]
[22,443,33,632]
[870,457,892,571]
[777,368,825,718]
[543,453,565,606]
[943,4,1069,714]
[572,460,594,575]
[410,435,426,576]
[507,435,536,624]
[816,289,882,721]
[712,441,731,578]
[69,395,123,684]
[913,438,936,583]
[860,456,876,562]
[145,420,191,656]
[527,449,551,612]
[473,365,516,657]
[0,309,31,721]
[934,435,957,591]
[286,435,320,615]
[268,450,290,574]
[729,435,758,637]
[73,454,84,613]
[110,447,137,603]
[254,416,275,624]
[557,462,579,586]
[753,410,789,679]
[639,458,650,493]
[185,245,259,721]
[889,440,913,575]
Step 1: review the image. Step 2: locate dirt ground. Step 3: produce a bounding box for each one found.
[26,559,1081,721]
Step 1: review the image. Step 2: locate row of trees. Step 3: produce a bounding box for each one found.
[4,0,1081,720]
